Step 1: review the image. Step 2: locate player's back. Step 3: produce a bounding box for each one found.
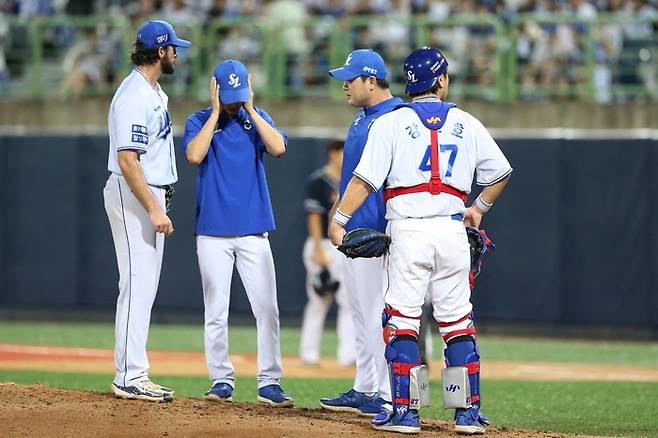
[360,102,511,219]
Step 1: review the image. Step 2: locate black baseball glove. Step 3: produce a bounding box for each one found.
[337,228,391,259]
[311,268,340,297]
[466,226,495,278]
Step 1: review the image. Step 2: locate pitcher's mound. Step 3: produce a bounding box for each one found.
[0,382,593,437]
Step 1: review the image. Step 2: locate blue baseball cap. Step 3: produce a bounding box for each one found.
[136,20,191,49]
[214,60,249,104]
[329,49,388,81]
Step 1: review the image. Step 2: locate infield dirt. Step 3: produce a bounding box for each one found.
[0,383,603,438]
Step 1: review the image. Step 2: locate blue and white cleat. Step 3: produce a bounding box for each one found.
[319,389,375,413]
[257,384,294,407]
[112,379,174,402]
[358,397,391,417]
[203,382,233,402]
[371,408,421,434]
[454,406,490,435]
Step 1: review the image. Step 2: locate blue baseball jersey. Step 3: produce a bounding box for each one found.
[341,96,404,232]
[182,106,287,236]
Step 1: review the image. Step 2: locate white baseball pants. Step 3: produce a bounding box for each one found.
[197,234,283,389]
[299,238,356,366]
[385,217,473,327]
[104,173,165,387]
[343,256,391,401]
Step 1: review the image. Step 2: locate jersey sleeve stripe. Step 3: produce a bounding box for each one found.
[117,146,147,154]
[476,167,513,187]
[353,171,378,192]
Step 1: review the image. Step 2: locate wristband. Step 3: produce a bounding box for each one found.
[474,194,493,214]
[333,209,351,226]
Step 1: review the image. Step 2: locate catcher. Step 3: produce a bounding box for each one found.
[330,47,512,434]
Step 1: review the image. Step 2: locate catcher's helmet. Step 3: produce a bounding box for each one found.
[403,47,449,95]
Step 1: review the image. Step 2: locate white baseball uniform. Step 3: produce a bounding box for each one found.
[104,68,177,388]
[354,98,512,329]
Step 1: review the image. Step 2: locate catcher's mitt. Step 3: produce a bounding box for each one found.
[466,226,495,278]
[337,228,391,259]
[311,268,340,297]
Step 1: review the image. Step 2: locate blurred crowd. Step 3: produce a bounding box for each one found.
[0,0,656,101]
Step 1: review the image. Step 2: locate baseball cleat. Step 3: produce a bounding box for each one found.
[112,379,174,402]
[454,407,490,435]
[204,382,233,402]
[358,397,391,417]
[257,384,294,407]
[371,408,420,434]
[319,389,375,413]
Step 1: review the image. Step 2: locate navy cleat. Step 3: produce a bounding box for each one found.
[358,396,391,417]
[203,382,233,402]
[372,408,421,434]
[112,379,173,402]
[319,389,375,413]
[257,384,294,407]
[454,406,490,435]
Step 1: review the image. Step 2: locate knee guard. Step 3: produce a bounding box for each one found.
[382,307,429,412]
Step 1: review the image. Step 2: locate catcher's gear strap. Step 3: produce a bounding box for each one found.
[384,337,425,409]
[438,312,476,344]
[384,128,468,204]
[382,306,421,344]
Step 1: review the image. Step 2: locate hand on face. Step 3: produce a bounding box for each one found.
[210,77,222,115]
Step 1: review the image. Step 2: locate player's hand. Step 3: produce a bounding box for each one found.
[150,210,174,236]
[312,244,332,267]
[244,74,255,113]
[464,205,483,229]
[328,221,346,247]
[210,76,222,116]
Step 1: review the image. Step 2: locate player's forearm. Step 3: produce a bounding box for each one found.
[307,213,324,246]
[334,176,371,221]
[118,152,161,214]
[246,108,286,156]
[186,112,219,164]
[474,175,510,214]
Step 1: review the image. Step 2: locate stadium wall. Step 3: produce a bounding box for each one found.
[0,134,656,334]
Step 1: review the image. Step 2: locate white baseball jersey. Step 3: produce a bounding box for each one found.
[354,99,512,220]
[107,68,178,186]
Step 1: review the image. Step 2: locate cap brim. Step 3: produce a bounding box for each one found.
[219,87,249,104]
[171,38,191,48]
[328,67,360,81]
[405,78,438,95]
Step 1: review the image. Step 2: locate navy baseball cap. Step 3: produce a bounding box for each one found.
[329,49,388,81]
[136,20,191,49]
[403,47,449,95]
[214,60,250,104]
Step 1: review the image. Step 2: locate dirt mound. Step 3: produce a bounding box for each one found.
[0,382,599,438]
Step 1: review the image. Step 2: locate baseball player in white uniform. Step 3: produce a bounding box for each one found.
[299,140,356,367]
[104,20,190,402]
[329,47,512,434]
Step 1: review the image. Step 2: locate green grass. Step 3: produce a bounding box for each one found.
[1,321,657,367]
[1,369,656,437]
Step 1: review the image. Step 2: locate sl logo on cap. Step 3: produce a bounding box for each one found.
[228,73,241,88]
